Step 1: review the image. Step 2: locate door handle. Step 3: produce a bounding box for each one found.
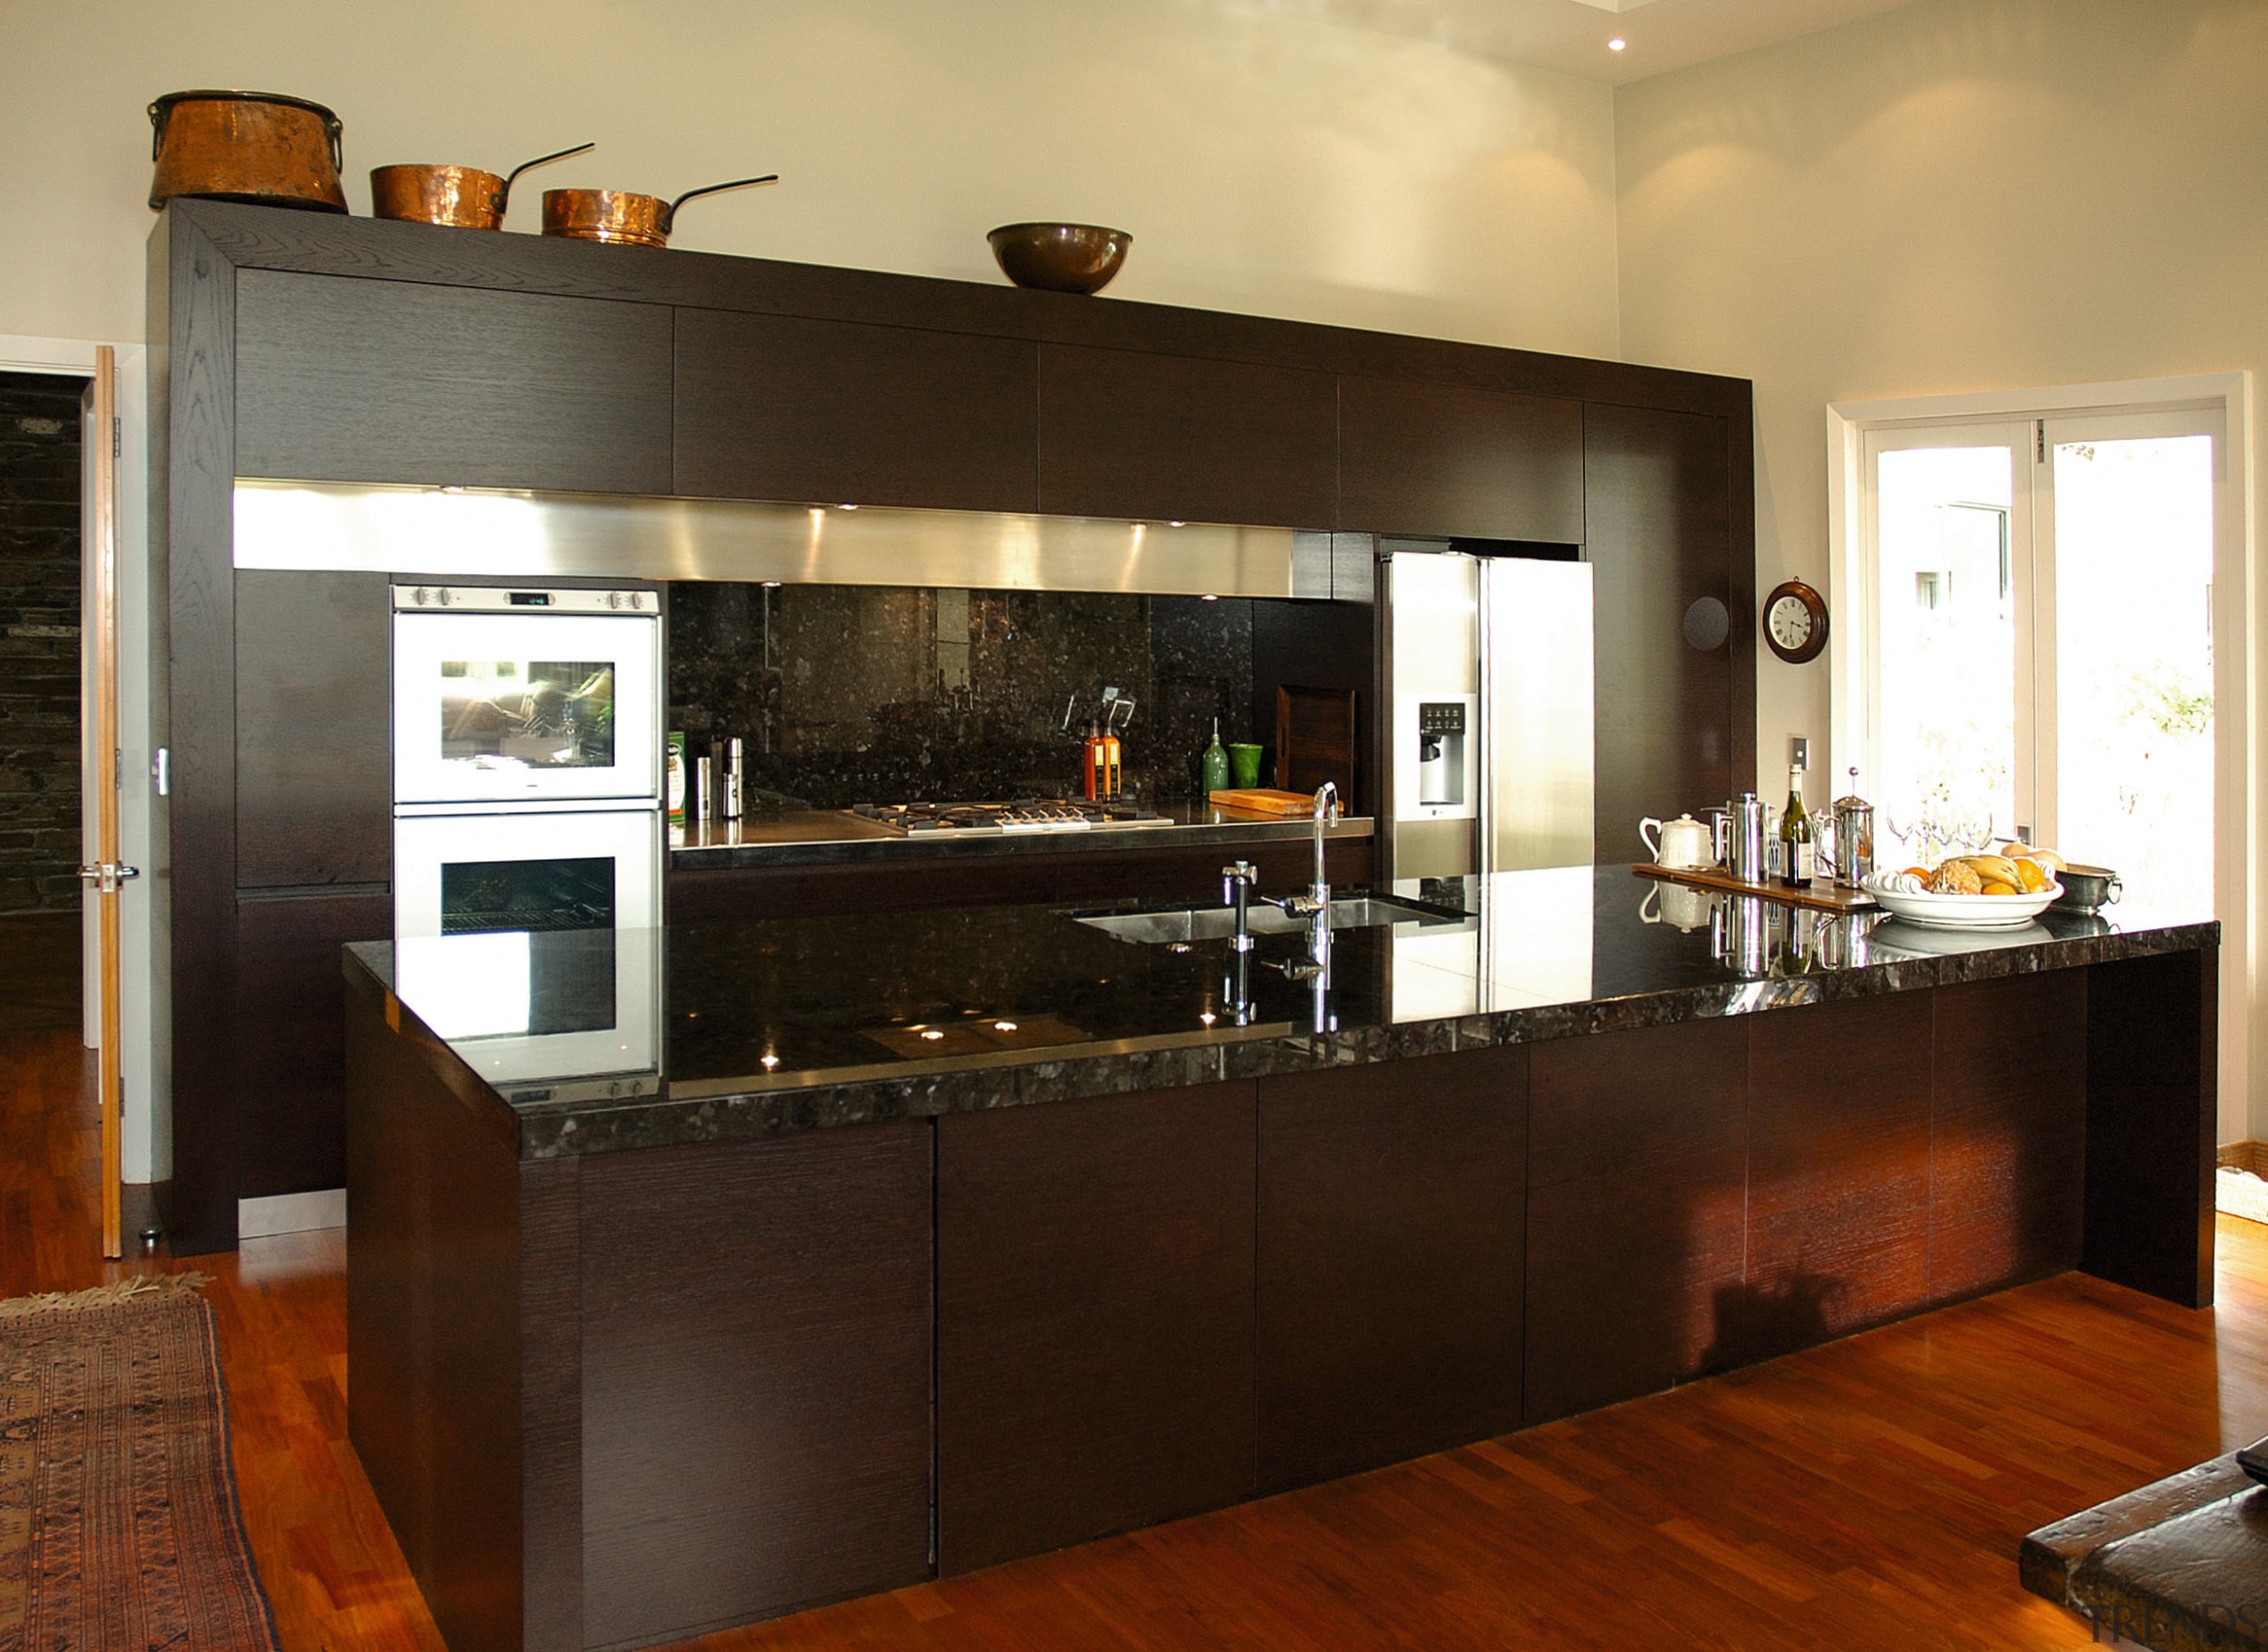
[77,862,142,894]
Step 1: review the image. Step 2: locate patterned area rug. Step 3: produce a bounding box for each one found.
[0,1276,278,1650]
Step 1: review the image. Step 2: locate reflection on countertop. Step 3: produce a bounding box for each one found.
[344,865,2216,1161]
[669,800,1375,866]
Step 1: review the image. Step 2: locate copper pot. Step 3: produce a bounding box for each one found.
[369,143,594,230]
[149,89,346,213]
[541,175,777,248]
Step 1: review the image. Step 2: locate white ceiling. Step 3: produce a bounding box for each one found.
[1244,0,1933,85]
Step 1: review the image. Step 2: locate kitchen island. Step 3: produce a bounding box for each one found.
[344,866,2218,1652]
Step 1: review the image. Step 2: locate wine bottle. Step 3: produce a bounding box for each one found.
[1780,764,1814,887]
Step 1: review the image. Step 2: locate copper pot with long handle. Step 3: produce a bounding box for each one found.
[541,174,778,248]
[370,142,594,230]
[149,89,346,213]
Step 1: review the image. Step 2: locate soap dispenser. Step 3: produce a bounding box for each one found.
[1200,717,1231,796]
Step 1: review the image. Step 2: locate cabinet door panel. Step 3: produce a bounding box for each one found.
[237,891,392,1198]
[1038,345,1336,528]
[235,268,672,492]
[1587,404,1734,865]
[675,308,1037,511]
[1525,1016,1748,1424]
[236,570,391,889]
[1339,376,1583,541]
[1257,1046,1526,1492]
[1931,970,2088,1304]
[1743,993,1933,1361]
[937,1082,1256,1574]
[579,1124,933,1646]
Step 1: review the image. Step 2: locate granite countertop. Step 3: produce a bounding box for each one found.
[668,800,1374,868]
[346,865,2217,1161]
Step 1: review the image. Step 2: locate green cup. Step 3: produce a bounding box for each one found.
[1228,742,1264,789]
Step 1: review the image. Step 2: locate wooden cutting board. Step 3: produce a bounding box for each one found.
[1209,787,1315,817]
[1633,862,1878,913]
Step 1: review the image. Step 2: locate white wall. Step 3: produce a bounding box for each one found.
[2,0,1620,356]
[1615,0,2268,1137]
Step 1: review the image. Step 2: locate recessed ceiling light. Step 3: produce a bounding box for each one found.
[992,1020,1019,1033]
[1609,37,1627,51]
[920,1028,945,1042]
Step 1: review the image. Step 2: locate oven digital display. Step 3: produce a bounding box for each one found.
[439,660,617,769]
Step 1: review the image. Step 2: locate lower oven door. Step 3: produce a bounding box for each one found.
[392,807,662,1086]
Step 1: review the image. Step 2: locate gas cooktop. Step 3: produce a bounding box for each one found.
[845,799,1170,835]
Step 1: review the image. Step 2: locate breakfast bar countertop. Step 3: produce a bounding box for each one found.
[344,865,2217,1162]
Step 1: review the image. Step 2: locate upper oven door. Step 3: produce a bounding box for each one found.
[393,609,661,806]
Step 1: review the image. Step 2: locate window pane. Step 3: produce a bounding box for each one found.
[1876,446,2016,865]
[2054,436,2214,911]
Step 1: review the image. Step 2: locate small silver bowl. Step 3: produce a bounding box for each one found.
[987,222,1130,294]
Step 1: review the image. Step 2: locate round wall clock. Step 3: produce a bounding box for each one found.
[1762,579,1829,663]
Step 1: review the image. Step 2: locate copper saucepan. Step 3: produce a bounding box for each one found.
[369,142,595,231]
[148,89,346,213]
[541,175,779,248]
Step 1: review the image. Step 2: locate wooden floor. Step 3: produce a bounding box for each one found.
[2,958,2262,1650]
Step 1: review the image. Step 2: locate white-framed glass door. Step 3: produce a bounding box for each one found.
[1858,421,2037,865]
[1856,407,2225,909]
[2036,408,2223,916]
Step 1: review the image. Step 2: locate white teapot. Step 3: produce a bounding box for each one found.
[1641,812,1715,870]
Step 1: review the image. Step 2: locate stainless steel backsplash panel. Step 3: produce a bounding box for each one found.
[234,478,1372,601]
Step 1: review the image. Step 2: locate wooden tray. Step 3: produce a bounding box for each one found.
[1633,862,1878,913]
[1208,787,1315,817]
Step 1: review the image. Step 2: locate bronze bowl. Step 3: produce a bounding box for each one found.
[987,222,1131,295]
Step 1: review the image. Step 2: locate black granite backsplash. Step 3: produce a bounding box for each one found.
[669,583,1367,808]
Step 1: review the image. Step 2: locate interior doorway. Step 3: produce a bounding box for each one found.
[0,370,89,1035]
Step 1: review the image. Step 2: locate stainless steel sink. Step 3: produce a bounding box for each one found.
[1076,896,1467,946]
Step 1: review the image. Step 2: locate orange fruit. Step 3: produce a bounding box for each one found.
[1980,880,2017,896]
[2016,860,2051,893]
[1902,865,1930,880]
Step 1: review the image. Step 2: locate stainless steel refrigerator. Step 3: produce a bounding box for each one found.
[1379,546,1596,880]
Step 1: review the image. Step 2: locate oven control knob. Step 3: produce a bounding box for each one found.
[609,591,626,609]
[435,588,454,607]
[411,586,430,606]
[627,592,645,609]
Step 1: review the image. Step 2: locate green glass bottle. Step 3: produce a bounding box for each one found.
[1200,717,1231,796]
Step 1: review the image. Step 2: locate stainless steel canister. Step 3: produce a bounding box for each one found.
[1828,794,1875,888]
[1726,792,1767,882]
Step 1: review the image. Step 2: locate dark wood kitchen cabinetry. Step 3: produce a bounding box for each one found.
[1587,403,1740,865]
[1255,1047,1527,1492]
[936,1082,1258,1574]
[578,1125,934,1647]
[234,570,392,890]
[1037,344,1338,528]
[237,890,392,1198]
[157,199,1757,1251]
[1338,375,1584,542]
[232,569,393,1200]
[673,308,1037,511]
[1930,969,2089,1305]
[234,268,672,492]
[1523,1015,1749,1425]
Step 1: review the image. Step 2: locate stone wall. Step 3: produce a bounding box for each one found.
[0,372,83,913]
